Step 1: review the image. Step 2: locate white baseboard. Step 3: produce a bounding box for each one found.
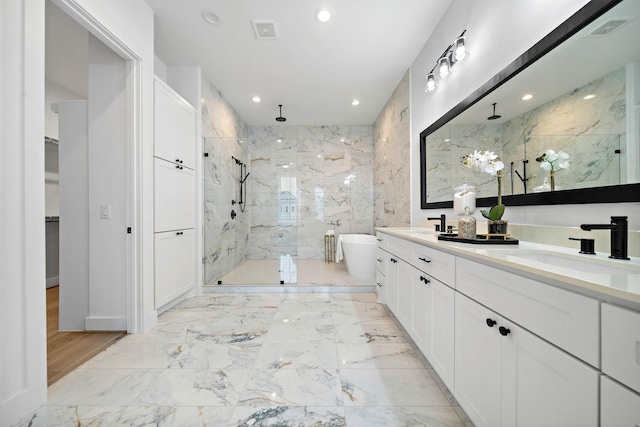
[85,316,127,331]
[46,276,59,288]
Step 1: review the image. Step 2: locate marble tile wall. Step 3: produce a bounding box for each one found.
[201,75,250,285]
[373,70,411,227]
[426,67,626,202]
[246,125,374,260]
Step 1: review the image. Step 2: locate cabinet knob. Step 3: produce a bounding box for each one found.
[499,326,511,336]
[175,165,180,169]
[418,257,432,264]
[377,282,382,287]
[419,275,430,284]
[176,158,180,163]
[486,318,497,327]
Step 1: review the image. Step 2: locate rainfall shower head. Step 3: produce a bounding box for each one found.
[275,104,287,122]
[487,103,502,120]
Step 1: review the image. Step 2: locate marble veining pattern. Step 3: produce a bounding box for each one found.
[17,292,470,426]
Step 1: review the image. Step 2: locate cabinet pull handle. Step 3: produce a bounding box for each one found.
[176,158,180,163]
[419,275,430,284]
[486,318,497,327]
[377,238,383,242]
[175,165,180,169]
[499,326,511,336]
[376,258,382,262]
[390,258,397,263]
[418,257,431,263]
[377,282,382,287]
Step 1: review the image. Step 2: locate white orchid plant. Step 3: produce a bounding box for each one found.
[462,150,506,221]
[536,149,570,172]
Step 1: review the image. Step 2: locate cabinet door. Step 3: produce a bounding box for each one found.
[155,231,176,308]
[154,81,176,163]
[155,158,177,232]
[426,279,455,391]
[454,293,502,427]
[175,166,195,230]
[376,270,387,304]
[501,320,599,427]
[601,376,640,427]
[395,259,413,327]
[174,99,196,169]
[410,268,429,351]
[386,255,399,314]
[174,228,196,296]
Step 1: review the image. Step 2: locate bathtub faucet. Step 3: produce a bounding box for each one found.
[328,219,342,227]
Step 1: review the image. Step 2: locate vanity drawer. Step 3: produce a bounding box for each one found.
[376,249,387,275]
[409,244,455,287]
[602,303,640,393]
[376,232,389,250]
[456,257,600,367]
[379,233,411,260]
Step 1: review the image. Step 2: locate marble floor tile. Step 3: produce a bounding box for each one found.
[170,342,261,370]
[332,310,396,326]
[277,299,333,312]
[185,323,268,346]
[135,368,251,406]
[344,406,466,427]
[120,325,188,344]
[238,368,343,406]
[254,342,339,370]
[82,342,183,369]
[229,406,346,427]
[18,405,235,427]
[340,368,450,406]
[334,323,407,343]
[47,368,162,406]
[263,322,336,344]
[157,309,218,326]
[273,310,333,324]
[337,343,425,369]
[203,307,277,326]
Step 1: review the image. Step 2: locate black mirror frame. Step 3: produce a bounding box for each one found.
[420,0,640,210]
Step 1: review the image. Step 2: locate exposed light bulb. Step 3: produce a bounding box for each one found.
[425,73,437,93]
[438,57,450,78]
[453,36,466,62]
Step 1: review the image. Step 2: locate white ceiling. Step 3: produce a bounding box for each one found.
[145,0,454,126]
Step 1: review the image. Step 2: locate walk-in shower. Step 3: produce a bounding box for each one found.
[202,126,375,287]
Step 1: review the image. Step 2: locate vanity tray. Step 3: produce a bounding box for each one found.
[437,233,519,245]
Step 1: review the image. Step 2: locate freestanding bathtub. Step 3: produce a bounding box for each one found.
[339,234,377,281]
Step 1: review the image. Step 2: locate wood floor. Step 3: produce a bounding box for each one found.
[47,286,125,385]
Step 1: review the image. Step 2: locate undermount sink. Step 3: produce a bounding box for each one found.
[488,249,640,276]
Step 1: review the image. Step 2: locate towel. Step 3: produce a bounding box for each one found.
[336,234,344,262]
[325,229,335,236]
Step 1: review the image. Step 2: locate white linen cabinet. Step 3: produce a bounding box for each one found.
[153,77,197,309]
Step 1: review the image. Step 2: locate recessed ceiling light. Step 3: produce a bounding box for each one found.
[584,94,595,100]
[282,165,289,169]
[252,96,261,103]
[277,139,282,143]
[522,94,533,100]
[201,9,221,25]
[314,8,332,23]
[351,99,360,106]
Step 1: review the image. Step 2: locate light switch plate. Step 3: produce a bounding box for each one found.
[100,205,111,219]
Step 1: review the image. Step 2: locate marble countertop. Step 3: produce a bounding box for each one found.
[375,227,640,309]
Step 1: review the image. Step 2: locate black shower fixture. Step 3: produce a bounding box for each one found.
[275,104,287,122]
[487,103,502,120]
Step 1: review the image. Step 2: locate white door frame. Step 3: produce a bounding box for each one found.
[52,0,144,333]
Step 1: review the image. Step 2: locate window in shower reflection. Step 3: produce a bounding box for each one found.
[279,176,297,223]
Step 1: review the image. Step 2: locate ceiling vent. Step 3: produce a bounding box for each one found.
[251,20,278,40]
[586,18,632,37]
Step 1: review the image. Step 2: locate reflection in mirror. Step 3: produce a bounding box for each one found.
[422,0,640,207]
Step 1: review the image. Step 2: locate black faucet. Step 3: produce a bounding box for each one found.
[428,214,446,233]
[580,216,629,260]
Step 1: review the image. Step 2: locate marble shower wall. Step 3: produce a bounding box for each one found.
[246,125,374,260]
[201,74,249,285]
[426,67,626,202]
[373,70,411,227]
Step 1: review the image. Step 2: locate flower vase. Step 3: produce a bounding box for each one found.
[550,170,555,191]
[488,220,508,235]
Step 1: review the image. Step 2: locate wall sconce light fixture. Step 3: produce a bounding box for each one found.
[424,30,467,93]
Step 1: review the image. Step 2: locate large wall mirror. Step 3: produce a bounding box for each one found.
[420,0,640,209]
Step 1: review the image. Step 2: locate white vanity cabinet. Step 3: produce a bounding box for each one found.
[154,229,196,308]
[601,376,640,426]
[455,292,599,427]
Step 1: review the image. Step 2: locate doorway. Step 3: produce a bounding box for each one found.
[45,0,132,378]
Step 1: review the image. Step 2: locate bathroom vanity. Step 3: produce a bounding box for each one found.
[375,228,640,427]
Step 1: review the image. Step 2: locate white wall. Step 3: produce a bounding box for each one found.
[0,0,47,424]
[409,0,640,231]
